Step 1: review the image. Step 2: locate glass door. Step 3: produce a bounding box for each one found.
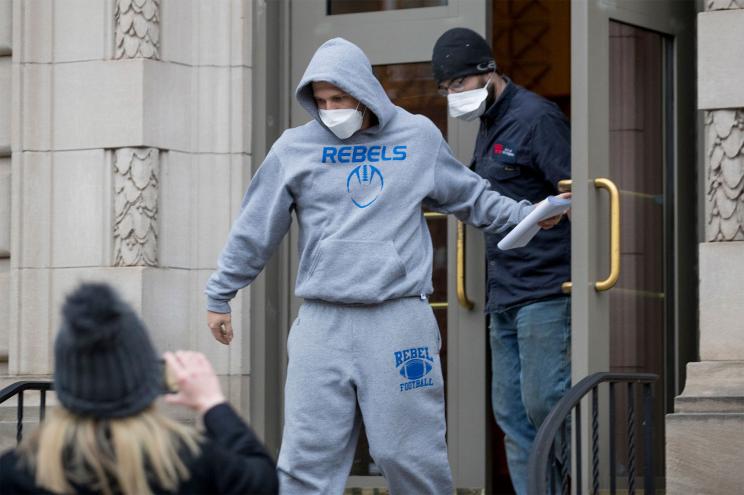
[288,0,490,490]
[570,1,695,490]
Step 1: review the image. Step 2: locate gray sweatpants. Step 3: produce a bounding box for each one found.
[277,297,453,495]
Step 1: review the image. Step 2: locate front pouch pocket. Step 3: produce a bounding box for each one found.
[304,239,407,303]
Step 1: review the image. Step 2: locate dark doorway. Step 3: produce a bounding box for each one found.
[487,1,571,492]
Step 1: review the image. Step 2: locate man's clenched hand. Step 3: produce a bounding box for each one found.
[208,311,233,345]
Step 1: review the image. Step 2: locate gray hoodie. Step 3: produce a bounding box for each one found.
[205,38,532,313]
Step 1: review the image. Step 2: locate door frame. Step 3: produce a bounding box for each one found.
[570,0,696,489]
[249,0,293,459]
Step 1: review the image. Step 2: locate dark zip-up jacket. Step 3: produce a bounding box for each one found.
[472,79,571,312]
[0,403,279,495]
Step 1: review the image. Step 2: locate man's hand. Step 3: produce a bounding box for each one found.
[208,311,234,345]
[538,192,571,229]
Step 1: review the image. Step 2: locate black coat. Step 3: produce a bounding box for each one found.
[473,79,572,312]
[0,403,279,495]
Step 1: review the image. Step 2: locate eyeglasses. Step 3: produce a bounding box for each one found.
[437,76,467,97]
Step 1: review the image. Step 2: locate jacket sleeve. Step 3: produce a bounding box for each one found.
[531,111,571,189]
[202,403,279,494]
[205,150,294,313]
[425,139,534,233]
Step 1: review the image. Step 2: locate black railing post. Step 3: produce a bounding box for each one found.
[16,390,24,444]
[643,383,655,494]
[627,382,636,495]
[527,373,657,495]
[40,388,47,421]
[560,425,570,495]
[591,386,599,495]
[0,381,54,445]
[609,381,617,495]
[575,403,582,495]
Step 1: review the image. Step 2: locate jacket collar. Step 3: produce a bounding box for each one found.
[482,76,517,124]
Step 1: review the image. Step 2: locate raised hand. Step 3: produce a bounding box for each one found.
[163,351,226,414]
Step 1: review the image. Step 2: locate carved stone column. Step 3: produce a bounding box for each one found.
[666,3,744,493]
[113,148,159,267]
[113,0,160,267]
[705,109,744,241]
[114,0,160,60]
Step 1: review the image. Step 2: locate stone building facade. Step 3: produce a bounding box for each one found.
[666,1,744,493]
[0,0,254,412]
[0,0,742,492]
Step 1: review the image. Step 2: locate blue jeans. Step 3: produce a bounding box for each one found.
[489,296,571,495]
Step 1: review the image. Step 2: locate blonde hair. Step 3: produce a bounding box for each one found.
[18,406,202,495]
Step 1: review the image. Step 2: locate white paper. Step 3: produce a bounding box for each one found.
[497,196,571,250]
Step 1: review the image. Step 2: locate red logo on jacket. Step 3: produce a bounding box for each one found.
[493,143,516,159]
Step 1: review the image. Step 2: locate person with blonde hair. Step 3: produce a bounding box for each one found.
[0,283,278,495]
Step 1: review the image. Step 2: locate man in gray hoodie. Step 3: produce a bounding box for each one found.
[205,38,558,495]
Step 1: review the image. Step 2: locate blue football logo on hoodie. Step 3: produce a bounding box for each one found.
[347,164,384,208]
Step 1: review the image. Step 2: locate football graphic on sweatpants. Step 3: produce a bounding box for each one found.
[399,358,433,380]
[347,164,384,208]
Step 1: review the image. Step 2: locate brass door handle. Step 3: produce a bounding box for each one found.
[593,178,621,291]
[456,221,475,310]
[559,178,621,293]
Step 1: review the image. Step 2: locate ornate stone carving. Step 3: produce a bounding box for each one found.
[114,0,160,59]
[114,148,159,266]
[706,110,744,241]
[706,0,744,10]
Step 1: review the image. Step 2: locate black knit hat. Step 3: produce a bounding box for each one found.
[54,283,163,418]
[432,27,497,84]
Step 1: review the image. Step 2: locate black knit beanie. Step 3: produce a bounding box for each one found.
[432,27,497,85]
[54,283,163,418]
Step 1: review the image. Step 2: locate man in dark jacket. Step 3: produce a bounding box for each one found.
[432,28,572,495]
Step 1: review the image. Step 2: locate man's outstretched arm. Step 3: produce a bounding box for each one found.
[424,139,533,233]
[205,149,293,344]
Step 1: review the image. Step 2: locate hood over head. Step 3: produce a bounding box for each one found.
[295,38,396,136]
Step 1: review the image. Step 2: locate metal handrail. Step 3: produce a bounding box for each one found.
[0,381,53,444]
[527,372,657,495]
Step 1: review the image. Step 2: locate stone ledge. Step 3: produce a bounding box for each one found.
[675,361,744,412]
[675,396,744,413]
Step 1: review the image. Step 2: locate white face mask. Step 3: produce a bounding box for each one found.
[447,77,492,121]
[319,105,364,140]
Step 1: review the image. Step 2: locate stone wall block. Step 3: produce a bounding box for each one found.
[699,242,744,360]
[698,9,744,109]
